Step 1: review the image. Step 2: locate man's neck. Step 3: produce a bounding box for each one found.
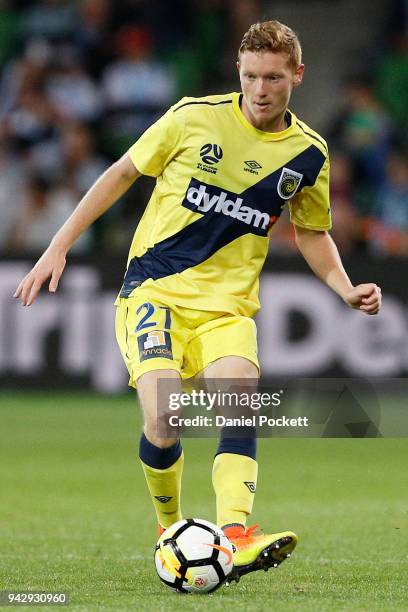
[240,96,289,133]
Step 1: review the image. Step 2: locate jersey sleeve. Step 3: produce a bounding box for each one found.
[127,106,185,177]
[288,154,332,231]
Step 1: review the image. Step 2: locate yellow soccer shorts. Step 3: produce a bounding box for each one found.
[115,292,259,387]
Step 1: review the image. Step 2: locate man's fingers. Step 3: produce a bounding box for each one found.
[21,276,35,306]
[354,283,379,299]
[49,259,66,292]
[26,280,43,307]
[13,276,27,298]
[350,285,381,302]
[360,296,381,314]
[361,306,380,315]
[362,293,380,305]
[49,267,62,293]
[360,303,380,313]
[14,248,66,306]
[347,283,382,315]
[18,269,50,306]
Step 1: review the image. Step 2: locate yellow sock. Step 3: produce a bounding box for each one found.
[212,453,258,528]
[140,452,184,528]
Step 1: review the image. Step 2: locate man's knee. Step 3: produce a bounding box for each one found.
[203,356,259,380]
[143,426,177,449]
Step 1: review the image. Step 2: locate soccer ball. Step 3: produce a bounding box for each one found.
[154,518,234,593]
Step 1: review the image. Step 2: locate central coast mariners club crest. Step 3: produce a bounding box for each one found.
[137,330,173,361]
[277,167,303,200]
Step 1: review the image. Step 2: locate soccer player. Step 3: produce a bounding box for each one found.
[14,21,381,582]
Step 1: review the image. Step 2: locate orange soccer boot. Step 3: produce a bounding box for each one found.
[223,523,297,583]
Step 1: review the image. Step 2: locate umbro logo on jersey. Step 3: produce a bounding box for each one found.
[244,481,256,493]
[244,160,262,175]
[184,180,271,231]
[155,495,172,503]
[197,143,223,175]
[277,167,303,199]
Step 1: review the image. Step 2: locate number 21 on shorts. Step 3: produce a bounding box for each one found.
[135,303,173,361]
[135,302,172,332]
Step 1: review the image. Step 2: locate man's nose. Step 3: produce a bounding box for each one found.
[255,78,267,96]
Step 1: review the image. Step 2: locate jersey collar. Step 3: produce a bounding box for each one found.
[232,93,296,141]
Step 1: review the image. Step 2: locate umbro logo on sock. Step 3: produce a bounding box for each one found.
[244,481,256,493]
[155,495,172,503]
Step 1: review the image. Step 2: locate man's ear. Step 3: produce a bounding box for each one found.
[293,64,305,87]
[236,61,241,74]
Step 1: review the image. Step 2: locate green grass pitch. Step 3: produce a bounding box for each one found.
[0,391,407,611]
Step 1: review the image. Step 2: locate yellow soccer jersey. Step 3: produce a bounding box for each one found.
[118,92,331,317]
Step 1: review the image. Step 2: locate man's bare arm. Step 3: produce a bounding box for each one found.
[14,153,140,307]
[294,226,382,315]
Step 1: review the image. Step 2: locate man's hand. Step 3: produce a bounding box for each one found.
[343,283,382,315]
[13,245,66,307]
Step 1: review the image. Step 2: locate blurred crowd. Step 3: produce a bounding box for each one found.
[270,0,408,257]
[0,0,407,257]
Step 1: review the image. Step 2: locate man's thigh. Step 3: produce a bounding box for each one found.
[184,314,259,379]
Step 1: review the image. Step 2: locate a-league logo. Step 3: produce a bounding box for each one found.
[277,167,303,199]
[138,330,173,361]
[199,143,223,165]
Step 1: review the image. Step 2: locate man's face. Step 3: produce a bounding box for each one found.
[238,51,304,131]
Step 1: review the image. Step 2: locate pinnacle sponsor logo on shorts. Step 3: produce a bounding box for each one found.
[137,330,173,361]
[182,178,272,232]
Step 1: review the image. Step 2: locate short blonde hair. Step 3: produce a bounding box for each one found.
[239,20,302,70]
